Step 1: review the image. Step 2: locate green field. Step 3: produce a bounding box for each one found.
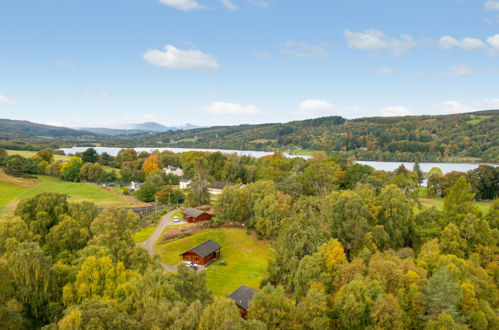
[0,171,145,215]
[7,149,70,162]
[155,228,274,296]
[419,197,490,214]
[133,225,159,243]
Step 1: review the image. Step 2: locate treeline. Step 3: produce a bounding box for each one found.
[103,110,499,162]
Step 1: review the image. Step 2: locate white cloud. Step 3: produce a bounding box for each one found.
[143,45,220,69]
[446,65,473,76]
[294,99,368,118]
[485,1,499,11]
[218,0,237,10]
[280,41,331,58]
[379,106,414,116]
[487,34,499,51]
[438,36,488,50]
[0,94,16,105]
[200,101,262,115]
[344,29,415,54]
[246,0,270,7]
[376,67,393,73]
[435,99,499,114]
[158,0,204,11]
[251,51,270,58]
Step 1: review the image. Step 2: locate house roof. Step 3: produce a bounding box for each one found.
[228,285,258,310]
[181,207,205,218]
[180,239,221,258]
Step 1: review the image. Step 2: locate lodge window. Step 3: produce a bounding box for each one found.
[194,257,199,261]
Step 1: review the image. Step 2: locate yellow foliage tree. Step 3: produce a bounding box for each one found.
[141,155,159,176]
[319,239,346,271]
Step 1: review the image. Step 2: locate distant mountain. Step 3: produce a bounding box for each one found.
[80,122,202,136]
[127,122,201,132]
[0,119,97,138]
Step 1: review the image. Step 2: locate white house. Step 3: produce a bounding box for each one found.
[128,181,144,192]
[179,179,191,190]
[163,166,184,177]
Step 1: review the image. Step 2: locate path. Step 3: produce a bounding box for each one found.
[138,208,180,272]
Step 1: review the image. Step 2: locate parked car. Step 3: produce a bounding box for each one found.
[183,261,198,270]
[173,216,180,222]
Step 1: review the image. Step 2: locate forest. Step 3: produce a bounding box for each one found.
[0,146,498,329]
[1,110,498,163]
[103,110,499,163]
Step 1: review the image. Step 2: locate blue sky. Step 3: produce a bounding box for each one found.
[1,0,499,127]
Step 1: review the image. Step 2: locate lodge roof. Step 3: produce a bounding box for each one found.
[228,285,258,310]
[181,207,205,218]
[180,239,221,258]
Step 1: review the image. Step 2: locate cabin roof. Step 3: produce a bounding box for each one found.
[180,239,221,258]
[181,207,205,218]
[228,285,258,310]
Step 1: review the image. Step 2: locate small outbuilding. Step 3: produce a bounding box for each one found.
[180,239,221,266]
[228,285,258,319]
[181,207,212,223]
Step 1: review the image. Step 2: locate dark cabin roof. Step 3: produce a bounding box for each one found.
[180,239,221,258]
[228,285,258,310]
[181,207,205,218]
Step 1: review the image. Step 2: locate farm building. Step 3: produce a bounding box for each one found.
[163,166,184,177]
[180,239,221,266]
[228,285,258,318]
[181,207,212,223]
[179,179,191,189]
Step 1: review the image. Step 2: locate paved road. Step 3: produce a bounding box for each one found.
[138,208,180,272]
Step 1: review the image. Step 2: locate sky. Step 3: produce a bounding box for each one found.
[1,0,499,128]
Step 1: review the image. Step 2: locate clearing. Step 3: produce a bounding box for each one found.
[0,170,145,215]
[154,227,274,296]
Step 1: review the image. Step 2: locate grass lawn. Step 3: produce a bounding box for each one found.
[155,227,274,297]
[419,197,490,214]
[0,170,145,215]
[7,150,70,162]
[133,225,159,243]
[288,149,315,156]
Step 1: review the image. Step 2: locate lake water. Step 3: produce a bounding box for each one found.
[60,146,496,174]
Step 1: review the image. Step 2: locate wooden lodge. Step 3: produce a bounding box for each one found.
[179,239,221,266]
[181,207,212,223]
[228,285,258,319]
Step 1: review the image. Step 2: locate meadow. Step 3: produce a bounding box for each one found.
[6,149,70,162]
[0,170,144,214]
[154,227,274,296]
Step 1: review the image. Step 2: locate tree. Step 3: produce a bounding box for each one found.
[248,285,296,330]
[332,279,379,330]
[157,186,185,204]
[295,288,331,329]
[61,156,83,182]
[376,185,413,248]
[0,147,7,166]
[198,297,243,330]
[116,148,137,166]
[473,165,498,200]
[440,224,466,258]
[301,161,342,195]
[36,149,54,163]
[423,267,463,321]
[5,155,36,177]
[371,294,405,330]
[62,256,137,305]
[413,161,423,186]
[142,155,160,176]
[0,216,29,253]
[322,191,371,258]
[186,169,211,206]
[81,148,99,163]
[254,192,292,239]
[89,208,139,260]
[166,263,211,304]
[44,215,91,258]
[15,192,69,242]
[345,164,375,189]
[441,176,478,226]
